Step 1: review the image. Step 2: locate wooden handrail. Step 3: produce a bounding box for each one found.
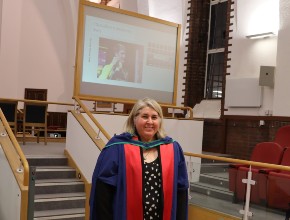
[0,97,74,187]
[0,109,30,186]
[73,97,111,141]
[74,96,194,119]
[160,104,193,118]
[70,111,106,151]
[184,152,290,172]
[0,97,74,106]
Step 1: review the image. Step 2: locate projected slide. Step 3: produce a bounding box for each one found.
[83,37,144,84]
[76,3,180,104]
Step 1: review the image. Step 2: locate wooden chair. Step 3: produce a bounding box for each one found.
[0,100,18,135]
[23,102,48,145]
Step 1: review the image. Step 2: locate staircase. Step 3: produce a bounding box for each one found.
[190,155,234,202]
[27,155,86,220]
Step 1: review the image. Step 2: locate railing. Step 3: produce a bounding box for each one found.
[0,109,29,185]
[0,98,74,181]
[0,97,75,220]
[68,103,290,219]
[0,97,74,107]
[0,109,29,219]
[73,97,111,141]
[184,152,290,171]
[6,96,290,219]
[75,96,194,119]
[58,97,290,219]
[71,96,198,151]
[184,152,290,220]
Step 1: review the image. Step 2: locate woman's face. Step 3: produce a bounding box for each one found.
[134,106,160,142]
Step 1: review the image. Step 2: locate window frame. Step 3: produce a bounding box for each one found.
[204,0,228,99]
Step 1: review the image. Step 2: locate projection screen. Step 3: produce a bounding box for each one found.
[74,1,181,105]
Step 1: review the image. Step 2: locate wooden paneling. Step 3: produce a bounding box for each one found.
[24,88,47,101]
[47,112,67,129]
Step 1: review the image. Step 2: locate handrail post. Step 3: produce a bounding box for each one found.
[27,166,36,220]
[239,166,255,220]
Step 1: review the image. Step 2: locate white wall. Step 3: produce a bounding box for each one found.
[1,0,290,116]
[0,0,187,109]
[0,0,23,98]
[66,113,101,182]
[0,145,21,220]
[66,112,203,182]
[273,0,290,116]
[145,0,188,107]
[0,0,78,111]
[225,0,279,116]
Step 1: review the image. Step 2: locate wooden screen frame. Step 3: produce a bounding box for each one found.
[73,0,180,106]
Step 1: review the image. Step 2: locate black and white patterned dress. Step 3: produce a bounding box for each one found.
[143,158,162,220]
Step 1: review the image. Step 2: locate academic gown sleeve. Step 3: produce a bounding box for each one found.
[175,142,189,220]
[89,145,120,220]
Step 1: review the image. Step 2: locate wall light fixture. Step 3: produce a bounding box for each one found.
[246,32,276,39]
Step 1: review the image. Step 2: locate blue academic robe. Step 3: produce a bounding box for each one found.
[89,132,188,220]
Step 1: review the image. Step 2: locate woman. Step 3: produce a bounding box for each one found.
[90,97,188,220]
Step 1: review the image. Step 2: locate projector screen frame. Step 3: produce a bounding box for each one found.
[74,0,181,106]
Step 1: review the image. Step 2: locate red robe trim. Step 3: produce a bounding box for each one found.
[160,144,174,220]
[124,144,143,220]
[124,143,174,220]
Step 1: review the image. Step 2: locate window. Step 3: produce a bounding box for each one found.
[205,0,227,99]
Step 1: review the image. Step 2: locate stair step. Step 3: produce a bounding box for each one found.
[201,152,233,164]
[34,208,85,219]
[190,182,233,201]
[34,215,85,220]
[34,194,86,211]
[27,156,68,166]
[35,181,85,195]
[199,173,229,189]
[200,163,229,173]
[36,166,75,170]
[36,178,83,184]
[35,167,76,179]
[35,180,84,194]
[35,192,86,199]
[29,156,87,219]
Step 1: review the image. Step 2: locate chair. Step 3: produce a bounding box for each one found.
[267,147,290,210]
[23,102,48,145]
[228,142,284,204]
[274,125,290,148]
[0,100,18,135]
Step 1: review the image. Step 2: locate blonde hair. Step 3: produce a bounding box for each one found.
[124,97,166,139]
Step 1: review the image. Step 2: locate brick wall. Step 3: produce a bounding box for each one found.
[203,117,290,160]
[183,0,210,107]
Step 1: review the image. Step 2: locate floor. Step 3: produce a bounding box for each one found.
[195,151,286,219]
[189,192,285,220]
[20,141,286,220]
[20,141,66,157]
